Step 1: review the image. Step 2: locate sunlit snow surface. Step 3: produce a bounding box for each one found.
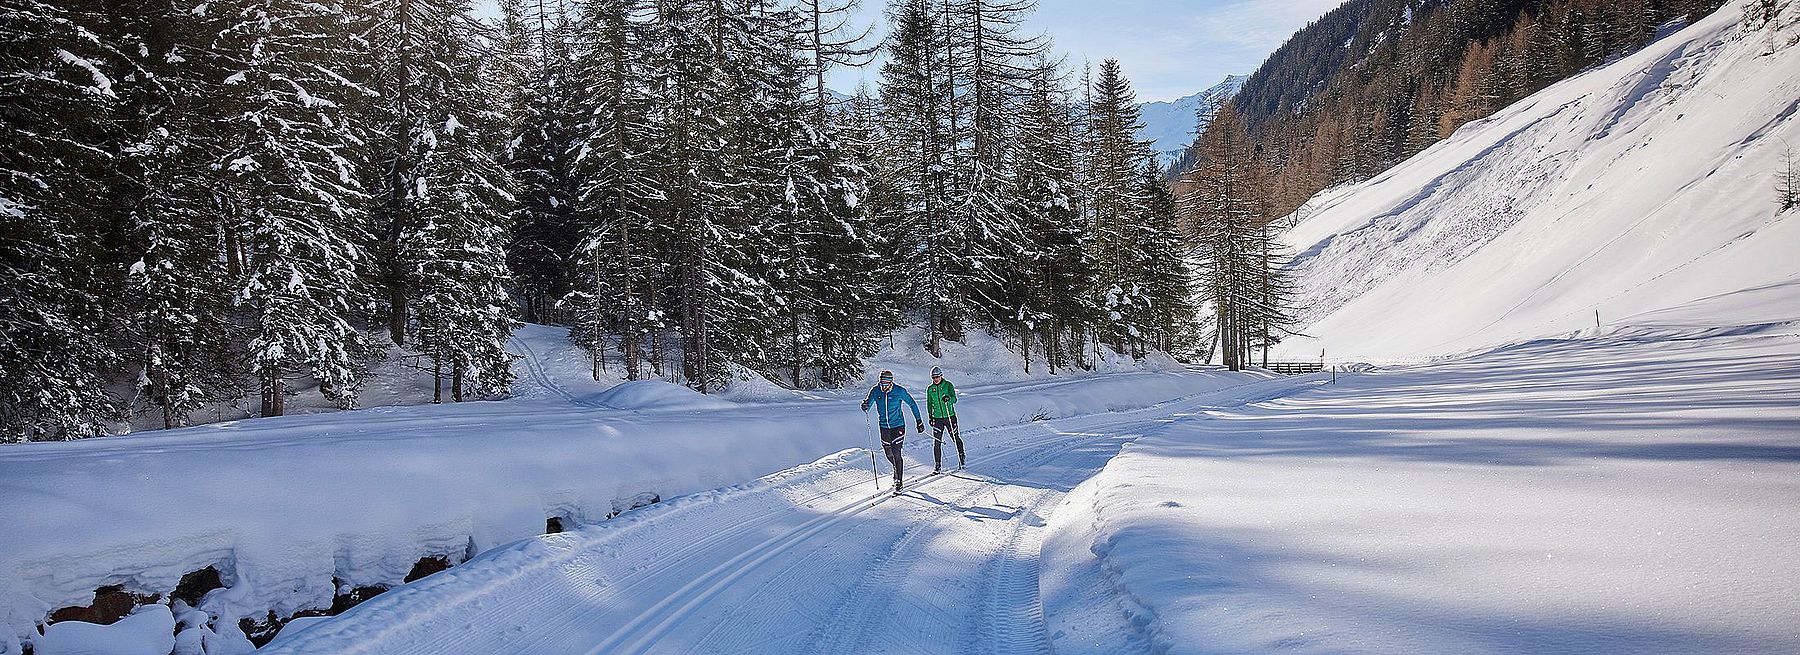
[1277,2,1800,363]
[0,322,1247,654]
[1044,288,1800,654]
[7,3,1800,654]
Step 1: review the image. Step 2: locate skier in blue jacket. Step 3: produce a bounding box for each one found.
[861,370,925,493]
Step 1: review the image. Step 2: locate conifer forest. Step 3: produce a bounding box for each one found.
[0,0,1730,439]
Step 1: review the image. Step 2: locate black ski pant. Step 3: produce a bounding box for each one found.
[880,426,906,483]
[931,416,964,469]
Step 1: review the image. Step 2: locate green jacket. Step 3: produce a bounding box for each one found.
[927,379,958,419]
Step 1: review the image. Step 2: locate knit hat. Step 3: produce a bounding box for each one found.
[879,370,894,382]
[930,366,943,378]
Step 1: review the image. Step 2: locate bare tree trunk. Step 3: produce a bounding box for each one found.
[791,312,803,388]
[261,371,284,417]
[432,356,443,404]
[452,361,464,402]
[1021,326,1031,374]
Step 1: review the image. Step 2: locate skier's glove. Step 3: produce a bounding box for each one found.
[916,421,926,433]
[860,401,869,411]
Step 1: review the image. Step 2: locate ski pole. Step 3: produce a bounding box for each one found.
[864,408,881,492]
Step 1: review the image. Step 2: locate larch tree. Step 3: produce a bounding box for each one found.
[1181,103,1290,370]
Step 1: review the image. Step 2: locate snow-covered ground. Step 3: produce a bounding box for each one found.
[1277,1,1800,363]
[0,324,1252,654]
[11,4,1799,654]
[1044,291,1800,653]
[252,374,1315,655]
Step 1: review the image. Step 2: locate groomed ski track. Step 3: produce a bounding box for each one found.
[263,375,1318,655]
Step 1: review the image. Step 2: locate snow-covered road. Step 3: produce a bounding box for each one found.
[260,377,1316,654]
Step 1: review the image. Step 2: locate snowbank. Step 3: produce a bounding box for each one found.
[1277,1,1800,363]
[1043,315,1800,653]
[0,356,1251,653]
[35,605,174,655]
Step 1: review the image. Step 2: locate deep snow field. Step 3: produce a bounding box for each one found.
[1044,288,1800,654]
[1275,1,1800,363]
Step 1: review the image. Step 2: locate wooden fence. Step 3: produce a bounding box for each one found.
[1262,361,1325,376]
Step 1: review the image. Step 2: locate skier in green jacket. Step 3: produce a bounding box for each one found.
[926,366,964,472]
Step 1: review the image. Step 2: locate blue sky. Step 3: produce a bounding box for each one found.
[471,0,1345,102]
[828,0,1345,102]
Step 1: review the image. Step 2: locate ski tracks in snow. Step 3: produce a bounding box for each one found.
[270,376,1319,655]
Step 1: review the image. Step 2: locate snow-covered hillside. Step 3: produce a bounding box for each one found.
[1137,75,1246,165]
[1277,2,1800,362]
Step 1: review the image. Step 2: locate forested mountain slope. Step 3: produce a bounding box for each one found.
[1201,0,1731,214]
[1273,0,1800,362]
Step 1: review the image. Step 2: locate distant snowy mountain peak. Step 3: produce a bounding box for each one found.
[1137,75,1248,165]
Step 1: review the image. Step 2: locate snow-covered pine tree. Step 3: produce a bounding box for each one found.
[505,0,583,324]
[880,0,958,356]
[1136,160,1198,357]
[0,0,126,439]
[1085,59,1155,353]
[567,0,665,381]
[835,86,911,380]
[213,0,375,416]
[1009,65,1095,373]
[650,0,785,392]
[111,0,243,428]
[745,11,886,389]
[938,0,1043,330]
[361,0,519,400]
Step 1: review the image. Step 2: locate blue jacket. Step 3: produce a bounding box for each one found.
[863,384,923,430]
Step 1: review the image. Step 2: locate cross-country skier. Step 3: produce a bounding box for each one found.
[926,366,965,472]
[862,370,924,494]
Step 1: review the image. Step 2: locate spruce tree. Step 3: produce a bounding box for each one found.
[1137,161,1197,356]
[567,0,664,381]
[1009,65,1094,373]
[359,0,518,399]
[651,0,786,391]
[880,0,958,356]
[1085,59,1154,352]
[74,0,244,430]
[506,0,583,324]
[0,0,125,438]
[214,0,375,416]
